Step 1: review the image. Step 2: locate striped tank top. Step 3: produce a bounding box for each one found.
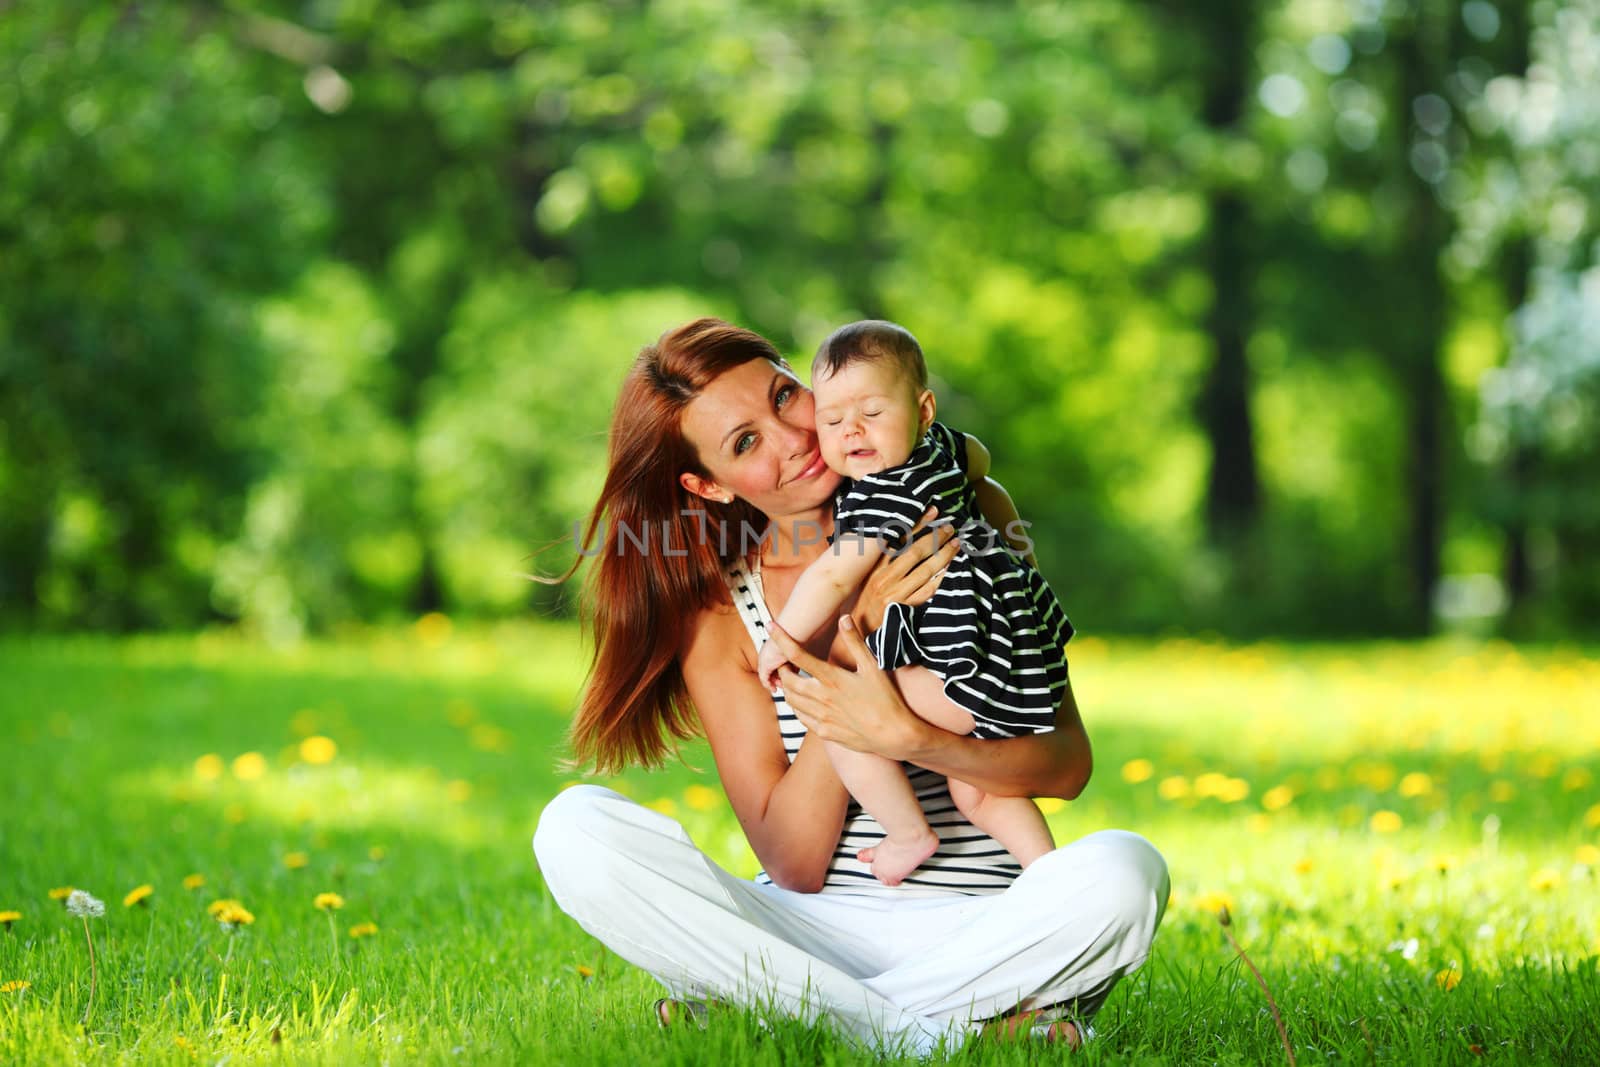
[726,556,1021,896]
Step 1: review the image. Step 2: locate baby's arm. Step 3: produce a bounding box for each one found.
[962,432,1038,567]
[758,534,885,691]
[777,533,886,642]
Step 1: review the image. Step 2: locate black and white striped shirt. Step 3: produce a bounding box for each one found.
[726,556,1021,896]
[833,420,1072,739]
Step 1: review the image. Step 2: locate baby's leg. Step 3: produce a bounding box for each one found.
[824,741,939,887]
[892,665,1055,868]
[945,778,1055,868]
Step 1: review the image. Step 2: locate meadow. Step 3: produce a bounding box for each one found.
[1,621,1597,1065]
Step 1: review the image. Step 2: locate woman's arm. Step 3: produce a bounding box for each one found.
[963,433,1038,566]
[681,604,850,892]
[769,617,1092,800]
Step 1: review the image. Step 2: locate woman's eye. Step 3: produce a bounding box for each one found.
[734,432,756,455]
[775,384,797,407]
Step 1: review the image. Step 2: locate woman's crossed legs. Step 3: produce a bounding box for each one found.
[533,784,1168,1056]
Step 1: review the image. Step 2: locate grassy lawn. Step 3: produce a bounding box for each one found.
[2,623,1598,1064]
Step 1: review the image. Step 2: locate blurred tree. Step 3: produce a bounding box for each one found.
[3,0,1595,638]
[1471,0,1600,632]
[0,3,322,628]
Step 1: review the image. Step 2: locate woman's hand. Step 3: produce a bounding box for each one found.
[852,507,961,633]
[771,612,1095,801]
[770,615,931,761]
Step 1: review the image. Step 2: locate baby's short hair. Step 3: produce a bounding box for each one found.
[814,320,928,390]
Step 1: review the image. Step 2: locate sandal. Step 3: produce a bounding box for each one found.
[983,1008,1094,1049]
[652,998,710,1030]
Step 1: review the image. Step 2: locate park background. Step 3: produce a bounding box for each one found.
[2,1,1597,1064]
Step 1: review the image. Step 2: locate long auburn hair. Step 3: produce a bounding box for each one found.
[547,318,781,773]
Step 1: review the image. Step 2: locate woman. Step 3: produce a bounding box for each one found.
[533,318,1168,1054]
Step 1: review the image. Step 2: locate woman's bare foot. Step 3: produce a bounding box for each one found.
[857,828,939,886]
[983,1010,1085,1048]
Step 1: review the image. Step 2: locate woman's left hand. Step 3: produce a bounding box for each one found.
[770,615,929,760]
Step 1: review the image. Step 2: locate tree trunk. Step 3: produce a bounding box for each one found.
[1197,0,1261,545]
[1393,7,1452,635]
[1495,0,1536,620]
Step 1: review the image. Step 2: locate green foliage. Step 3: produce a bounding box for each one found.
[2,0,1598,635]
[418,283,720,614]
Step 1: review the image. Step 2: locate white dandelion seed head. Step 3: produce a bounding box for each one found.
[66,890,105,918]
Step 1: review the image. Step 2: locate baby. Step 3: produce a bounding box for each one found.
[756,320,1072,886]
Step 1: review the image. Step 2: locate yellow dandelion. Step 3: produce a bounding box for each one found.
[1435,967,1462,991]
[368,845,387,863]
[1563,768,1593,792]
[415,611,453,645]
[1489,780,1516,803]
[469,723,512,752]
[1584,803,1600,830]
[1262,785,1295,812]
[348,922,378,939]
[1370,810,1404,834]
[193,754,224,781]
[683,784,721,811]
[231,752,267,781]
[446,700,478,727]
[446,779,473,803]
[1293,858,1315,874]
[206,898,244,917]
[182,874,205,891]
[122,885,154,908]
[313,893,345,911]
[48,886,74,902]
[1576,844,1600,867]
[1217,777,1251,804]
[283,852,310,870]
[298,735,337,765]
[1157,776,1192,801]
[174,1035,195,1053]
[214,903,254,927]
[647,797,679,817]
[1120,758,1155,784]
[1189,890,1235,918]
[1356,762,1397,791]
[1245,813,1271,834]
[576,964,595,979]
[0,911,21,928]
[1194,772,1230,799]
[1433,854,1460,874]
[1398,772,1433,798]
[1,980,29,993]
[1381,870,1408,892]
[1527,754,1558,779]
[1035,797,1066,815]
[1529,868,1561,891]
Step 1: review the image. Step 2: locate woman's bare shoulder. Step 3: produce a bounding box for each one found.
[681,599,756,678]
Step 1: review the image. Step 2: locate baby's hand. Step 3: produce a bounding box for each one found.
[755,635,789,695]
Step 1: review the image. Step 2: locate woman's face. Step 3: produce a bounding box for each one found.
[679,359,842,517]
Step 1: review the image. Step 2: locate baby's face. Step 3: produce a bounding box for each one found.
[812,359,933,480]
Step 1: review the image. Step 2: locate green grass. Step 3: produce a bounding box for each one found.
[2,624,1598,1064]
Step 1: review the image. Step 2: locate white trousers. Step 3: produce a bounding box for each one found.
[533,785,1169,1056]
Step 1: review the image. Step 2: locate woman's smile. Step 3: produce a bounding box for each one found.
[790,449,828,483]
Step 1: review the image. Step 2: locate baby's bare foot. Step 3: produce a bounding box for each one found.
[857,829,939,886]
